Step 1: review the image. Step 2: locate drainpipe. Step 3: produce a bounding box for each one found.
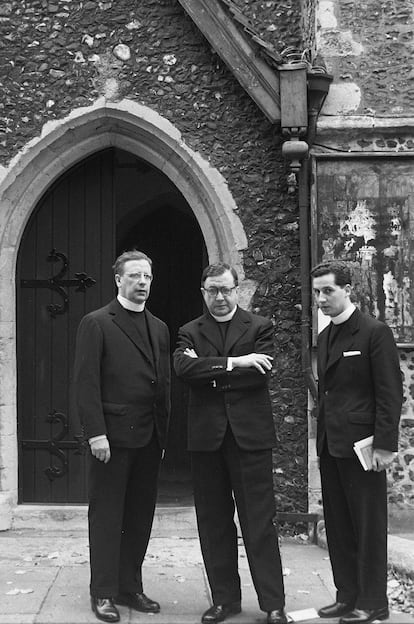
[301,70,333,401]
[298,157,318,402]
[280,66,332,400]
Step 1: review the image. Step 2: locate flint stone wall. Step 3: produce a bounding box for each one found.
[0,0,308,513]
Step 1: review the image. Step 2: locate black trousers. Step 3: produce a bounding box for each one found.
[191,427,285,612]
[88,435,161,598]
[320,445,388,610]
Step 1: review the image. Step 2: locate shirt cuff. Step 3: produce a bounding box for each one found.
[227,357,233,371]
[89,434,107,445]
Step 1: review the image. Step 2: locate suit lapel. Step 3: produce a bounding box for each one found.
[198,314,223,354]
[324,309,360,374]
[110,300,154,366]
[198,307,250,355]
[318,326,329,378]
[224,307,250,354]
[145,309,160,367]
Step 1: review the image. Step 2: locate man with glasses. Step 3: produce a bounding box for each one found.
[174,263,286,624]
[74,250,170,623]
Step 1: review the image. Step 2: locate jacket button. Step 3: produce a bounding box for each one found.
[324,390,329,396]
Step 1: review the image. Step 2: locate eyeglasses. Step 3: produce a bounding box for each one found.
[123,273,153,282]
[203,286,237,297]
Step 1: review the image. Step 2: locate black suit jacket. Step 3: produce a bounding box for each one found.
[317,308,402,457]
[74,299,170,448]
[173,306,277,451]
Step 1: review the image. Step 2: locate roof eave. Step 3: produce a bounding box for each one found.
[178,0,281,123]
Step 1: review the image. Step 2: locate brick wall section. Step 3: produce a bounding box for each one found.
[0,0,308,513]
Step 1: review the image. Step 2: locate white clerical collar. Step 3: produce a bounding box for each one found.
[117,294,145,312]
[210,305,238,323]
[331,303,356,325]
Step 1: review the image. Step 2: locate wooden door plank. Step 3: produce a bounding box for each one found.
[17,150,116,503]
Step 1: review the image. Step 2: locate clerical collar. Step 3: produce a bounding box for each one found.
[210,305,238,323]
[331,303,356,325]
[117,294,145,313]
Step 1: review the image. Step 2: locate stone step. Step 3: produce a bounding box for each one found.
[11,504,198,537]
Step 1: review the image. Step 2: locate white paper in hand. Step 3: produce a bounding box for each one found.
[353,435,374,471]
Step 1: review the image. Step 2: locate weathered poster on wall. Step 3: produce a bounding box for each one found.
[313,157,414,344]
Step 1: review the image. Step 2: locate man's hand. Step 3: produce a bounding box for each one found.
[90,436,111,464]
[372,448,397,472]
[184,348,198,358]
[230,353,273,374]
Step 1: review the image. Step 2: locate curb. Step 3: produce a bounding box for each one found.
[388,535,414,578]
[317,520,414,579]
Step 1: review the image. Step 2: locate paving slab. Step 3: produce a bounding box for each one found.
[0,532,413,624]
[0,566,58,617]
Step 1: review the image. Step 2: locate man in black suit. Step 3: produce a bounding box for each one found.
[174,263,286,624]
[311,260,402,624]
[74,250,170,623]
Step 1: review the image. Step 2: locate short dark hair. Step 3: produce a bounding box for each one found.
[113,250,152,276]
[201,263,238,287]
[310,260,352,286]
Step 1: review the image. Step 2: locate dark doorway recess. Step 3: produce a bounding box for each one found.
[17,147,207,505]
[118,203,206,504]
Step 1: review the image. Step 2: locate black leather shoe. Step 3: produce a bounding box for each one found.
[90,597,120,623]
[339,607,390,623]
[318,601,355,618]
[201,602,242,623]
[115,592,160,613]
[267,608,288,624]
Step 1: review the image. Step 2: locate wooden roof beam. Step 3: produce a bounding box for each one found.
[178,0,281,123]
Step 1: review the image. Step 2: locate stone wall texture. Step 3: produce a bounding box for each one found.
[390,351,414,512]
[230,0,304,52]
[1,0,413,520]
[0,0,309,513]
[317,0,414,116]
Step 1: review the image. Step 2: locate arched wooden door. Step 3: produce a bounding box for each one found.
[17,150,116,503]
[17,147,206,503]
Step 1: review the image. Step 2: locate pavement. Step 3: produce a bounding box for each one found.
[0,515,414,624]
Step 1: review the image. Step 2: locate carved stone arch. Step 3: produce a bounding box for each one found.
[0,99,249,526]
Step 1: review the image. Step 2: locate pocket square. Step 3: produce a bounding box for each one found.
[343,350,361,357]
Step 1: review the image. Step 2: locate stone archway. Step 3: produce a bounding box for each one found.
[0,99,249,528]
